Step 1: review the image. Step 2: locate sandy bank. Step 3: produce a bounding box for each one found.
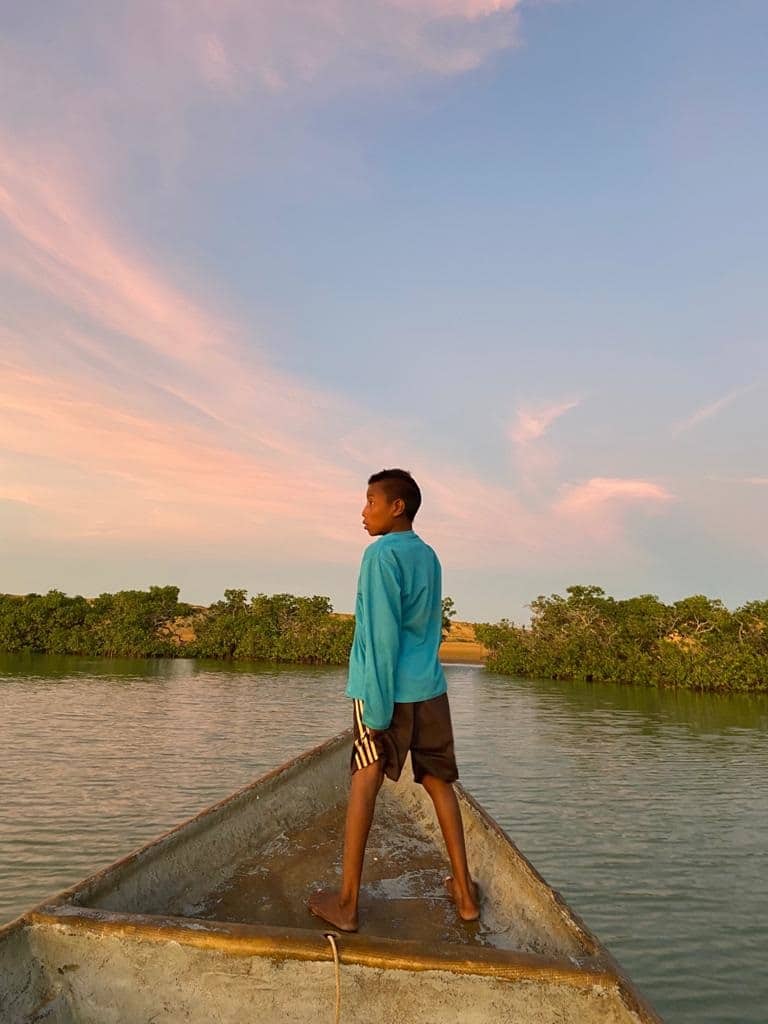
[440,620,488,665]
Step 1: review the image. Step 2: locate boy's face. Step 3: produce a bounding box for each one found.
[362,483,406,536]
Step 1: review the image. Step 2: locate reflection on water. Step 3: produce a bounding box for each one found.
[1,654,766,1024]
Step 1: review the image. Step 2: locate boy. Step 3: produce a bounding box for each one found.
[308,468,479,932]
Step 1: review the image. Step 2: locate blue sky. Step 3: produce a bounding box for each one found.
[1,0,766,620]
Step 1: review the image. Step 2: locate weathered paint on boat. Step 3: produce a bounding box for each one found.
[0,731,663,1023]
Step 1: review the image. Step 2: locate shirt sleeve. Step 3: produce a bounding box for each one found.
[359,548,402,730]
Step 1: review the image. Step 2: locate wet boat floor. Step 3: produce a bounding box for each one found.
[190,790,489,947]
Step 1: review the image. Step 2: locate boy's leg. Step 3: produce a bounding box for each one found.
[420,773,480,922]
[308,758,384,932]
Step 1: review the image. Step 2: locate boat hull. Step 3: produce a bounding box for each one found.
[1,730,662,1023]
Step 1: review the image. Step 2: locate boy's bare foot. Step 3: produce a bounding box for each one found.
[444,876,481,922]
[308,891,358,933]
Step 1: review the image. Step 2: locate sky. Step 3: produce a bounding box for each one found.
[1,0,766,622]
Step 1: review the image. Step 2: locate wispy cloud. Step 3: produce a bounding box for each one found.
[556,477,672,512]
[0,146,230,364]
[506,397,581,495]
[0,358,378,564]
[509,399,581,446]
[552,477,673,547]
[707,474,768,486]
[2,1,524,124]
[412,470,675,570]
[0,144,672,573]
[146,1,525,89]
[0,143,370,556]
[0,138,357,458]
[674,383,758,434]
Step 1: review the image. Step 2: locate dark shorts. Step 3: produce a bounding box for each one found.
[351,692,459,785]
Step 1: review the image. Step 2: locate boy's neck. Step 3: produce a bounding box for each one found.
[385,523,413,535]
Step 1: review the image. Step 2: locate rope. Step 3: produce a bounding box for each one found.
[325,932,342,1024]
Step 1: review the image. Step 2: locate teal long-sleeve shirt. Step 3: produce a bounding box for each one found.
[345,529,447,730]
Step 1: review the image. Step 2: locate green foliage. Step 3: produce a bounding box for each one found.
[0,590,94,655]
[189,591,354,664]
[0,586,191,657]
[0,586,353,665]
[441,596,456,641]
[476,586,768,692]
[88,586,191,657]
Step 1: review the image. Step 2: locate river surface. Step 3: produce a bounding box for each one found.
[1,653,766,1023]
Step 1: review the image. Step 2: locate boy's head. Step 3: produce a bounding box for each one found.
[362,469,422,536]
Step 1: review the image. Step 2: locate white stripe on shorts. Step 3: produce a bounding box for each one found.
[353,698,379,768]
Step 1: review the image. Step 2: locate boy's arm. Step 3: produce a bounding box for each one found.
[359,549,402,731]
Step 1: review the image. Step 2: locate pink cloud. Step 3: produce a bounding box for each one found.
[0,146,369,557]
[0,358,361,551]
[547,477,674,550]
[708,476,768,487]
[1,0,524,138]
[673,383,758,434]
[0,137,676,584]
[557,477,672,513]
[388,0,517,12]
[166,1,524,89]
[0,145,232,366]
[509,399,581,445]
[410,468,677,573]
[0,140,362,464]
[506,398,582,496]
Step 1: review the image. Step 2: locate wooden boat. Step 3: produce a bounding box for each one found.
[1,731,662,1023]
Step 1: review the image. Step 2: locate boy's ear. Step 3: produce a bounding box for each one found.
[391,497,406,518]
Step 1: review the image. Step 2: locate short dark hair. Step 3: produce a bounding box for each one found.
[368,468,422,521]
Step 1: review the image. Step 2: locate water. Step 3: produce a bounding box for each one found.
[1,654,767,1023]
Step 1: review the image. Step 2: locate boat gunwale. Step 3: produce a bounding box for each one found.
[26,904,619,990]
